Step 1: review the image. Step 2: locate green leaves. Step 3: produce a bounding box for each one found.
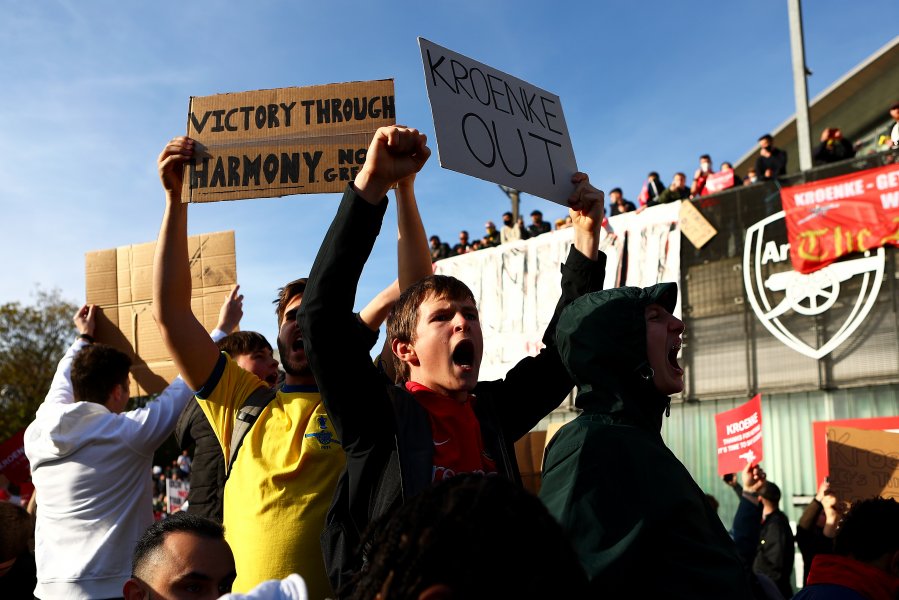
[0,289,77,441]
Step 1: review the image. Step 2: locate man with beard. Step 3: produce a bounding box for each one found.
[152,136,402,599]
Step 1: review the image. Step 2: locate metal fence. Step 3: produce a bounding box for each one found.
[680,150,899,401]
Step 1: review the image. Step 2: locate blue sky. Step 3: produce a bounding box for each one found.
[1,0,896,344]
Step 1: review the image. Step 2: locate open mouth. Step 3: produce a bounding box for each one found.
[452,339,475,371]
[668,341,684,374]
[265,372,279,388]
[292,338,304,353]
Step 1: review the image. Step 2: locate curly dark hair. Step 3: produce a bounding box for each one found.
[834,496,899,562]
[344,474,588,600]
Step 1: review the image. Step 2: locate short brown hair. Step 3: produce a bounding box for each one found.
[386,275,476,379]
[72,344,131,404]
[274,278,307,325]
[216,331,272,357]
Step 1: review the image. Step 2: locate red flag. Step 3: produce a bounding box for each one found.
[781,164,899,273]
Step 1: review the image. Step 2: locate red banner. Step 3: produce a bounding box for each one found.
[781,164,899,273]
[0,429,34,502]
[704,170,735,195]
[715,394,763,475]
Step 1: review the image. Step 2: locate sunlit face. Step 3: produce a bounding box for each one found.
[123,532,235,600]
[673,174,686,188]
[276,295,309,377]
[397,293,483,401]
[644,303,685,396]
[235,347,279,388]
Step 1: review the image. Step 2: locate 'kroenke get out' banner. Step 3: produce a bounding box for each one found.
[781,163,899,273]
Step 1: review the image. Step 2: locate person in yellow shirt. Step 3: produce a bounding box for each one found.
[152,135,421,599]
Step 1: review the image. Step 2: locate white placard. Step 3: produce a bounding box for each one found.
[419,38,578,205]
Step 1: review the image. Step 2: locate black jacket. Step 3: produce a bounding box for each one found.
[300,185,605,594]
[174,400,225,522]
[754,509,795,598]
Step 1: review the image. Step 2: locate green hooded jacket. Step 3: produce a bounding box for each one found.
[540,284,753,599]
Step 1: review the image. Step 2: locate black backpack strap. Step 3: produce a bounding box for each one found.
[226,385,278,478]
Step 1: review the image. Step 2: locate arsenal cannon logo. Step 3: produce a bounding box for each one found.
[743,211,885,360]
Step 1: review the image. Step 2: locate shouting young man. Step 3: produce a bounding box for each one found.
[299,125,606,593]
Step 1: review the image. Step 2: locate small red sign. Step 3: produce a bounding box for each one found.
[715,394,764,475]
[704,170,735,195]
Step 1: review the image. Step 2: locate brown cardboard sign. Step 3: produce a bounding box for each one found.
[182,80,395,203]
[826,426,899,501]
[85,231,236,397]
[679,200,718,249]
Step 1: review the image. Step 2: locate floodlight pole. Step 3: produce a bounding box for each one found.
[498,185,521,222]
[788,0,813,171]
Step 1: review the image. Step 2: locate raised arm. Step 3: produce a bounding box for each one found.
[300,126,430,450]
[489,172,606,440]
[43,304,96,407]
[395,174,433,290]
[151,136,221,391]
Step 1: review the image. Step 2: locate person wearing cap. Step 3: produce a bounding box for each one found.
[540,284,753,598]
[753,479,795,599]
[527,209,551,237]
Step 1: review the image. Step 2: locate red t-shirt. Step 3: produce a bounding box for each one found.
[406,382,498,482]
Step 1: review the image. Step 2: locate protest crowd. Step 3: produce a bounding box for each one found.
[427,102,899,262]
[2,47,899,600]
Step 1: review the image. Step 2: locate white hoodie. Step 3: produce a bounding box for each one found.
[24,334,223,599]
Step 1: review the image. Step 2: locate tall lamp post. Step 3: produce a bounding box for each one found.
[788,0,813,171]
[498,185,521,222]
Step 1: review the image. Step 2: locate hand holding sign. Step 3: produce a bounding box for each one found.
[355,126,431,203]
[74,304,97,337]
[567,172,604,260]
[159,136,195,200]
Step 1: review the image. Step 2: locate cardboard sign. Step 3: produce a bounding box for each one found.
[812,416,899,487]
[165,478,190,514]
[826,426,899,501]
[780,163,899,273]
[715,394,763,475]
[704,170,735,195]
[85,231,236,397]
[679,200,718,249]
[182,80,396,202]
[419,38,577,205]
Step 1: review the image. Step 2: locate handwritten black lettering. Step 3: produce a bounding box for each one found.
[450,59,474,100]
[210,109,226,133]
[469,67,491,106]
[462,112,496,168]
[540,96,562,135]
[528,132,561,184]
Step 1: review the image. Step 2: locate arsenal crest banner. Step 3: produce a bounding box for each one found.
[781,164,899,273]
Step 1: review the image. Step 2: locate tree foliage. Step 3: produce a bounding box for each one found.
[0,289,77,441]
